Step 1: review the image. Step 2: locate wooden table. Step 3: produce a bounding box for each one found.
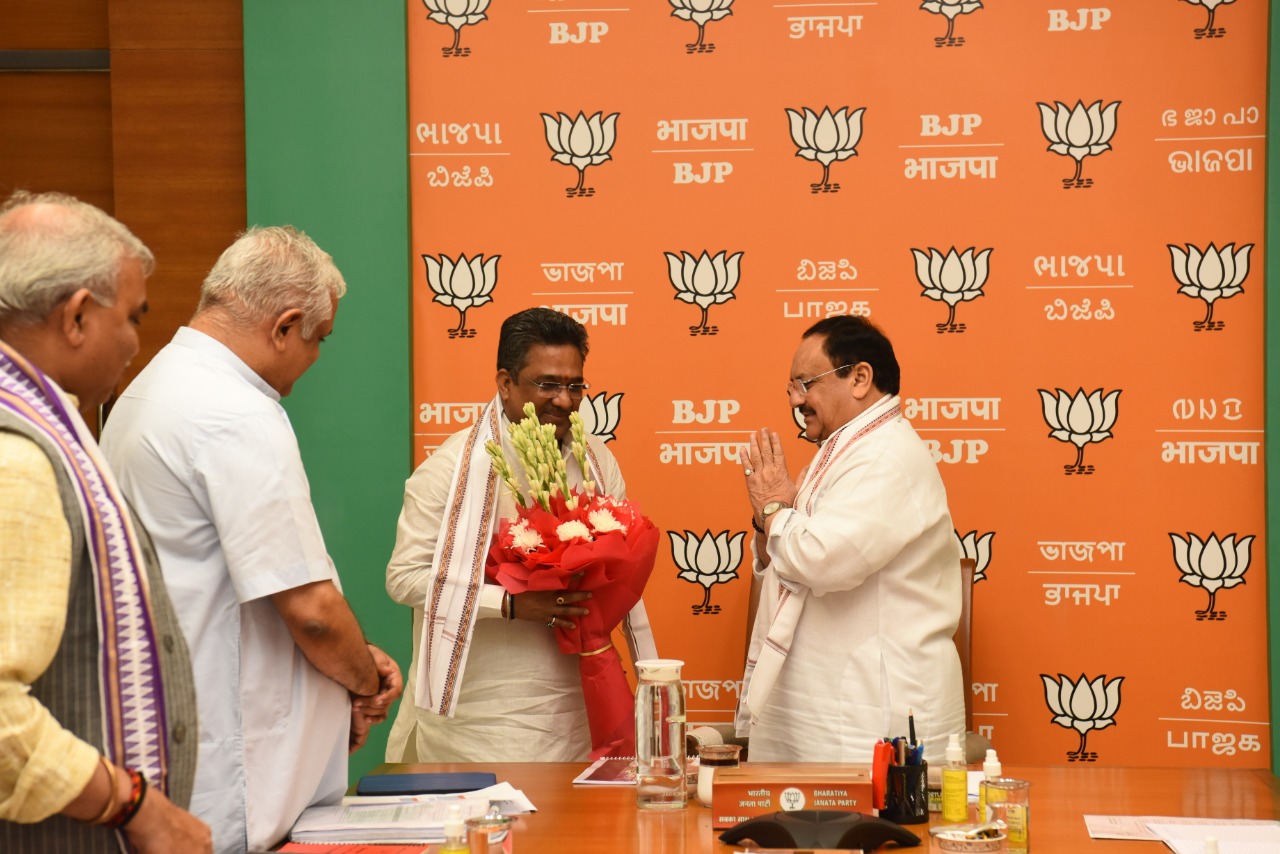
[372,763,1280,852]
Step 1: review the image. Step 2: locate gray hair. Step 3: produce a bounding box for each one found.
[198,225,346,339]
[0,190,155,325]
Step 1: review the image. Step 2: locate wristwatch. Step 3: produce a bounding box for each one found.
[761,500,790,521]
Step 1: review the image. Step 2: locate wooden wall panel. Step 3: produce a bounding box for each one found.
[107,2,240,50]
[0,72,113,209]
[107,0,245,386]
[0,0,108,49]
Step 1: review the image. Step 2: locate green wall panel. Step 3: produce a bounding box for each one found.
[243,0,410,783]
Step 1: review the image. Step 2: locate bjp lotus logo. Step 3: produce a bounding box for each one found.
[1036,100,1120,189]
[665,250,743,336]
[669,0,734,53]
[541,111,619,198]
[1170,532,1253,621]
[786,106,865,194]
[920,0,983,48]
[1168,242,1252,332]
[956,530,994,583]
[421,252,498,339]
[669,529,745,615]
[911,247,991,333]
[1041,673,1123,762]
[579,392,623,443]
[1180,0,1237,38]
[420,0,490,58]
[1038,387,1120,475]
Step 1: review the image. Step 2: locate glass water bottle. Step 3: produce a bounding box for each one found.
[634,658,687,810]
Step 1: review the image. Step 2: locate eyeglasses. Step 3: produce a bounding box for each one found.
[520,375,590,398]
[787,364,854,397]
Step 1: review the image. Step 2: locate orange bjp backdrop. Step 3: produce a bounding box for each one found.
[407,0,1268,767]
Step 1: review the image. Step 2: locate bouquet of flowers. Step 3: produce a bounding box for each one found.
[485,403,659,759]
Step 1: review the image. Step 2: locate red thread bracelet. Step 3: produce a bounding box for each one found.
[104,769,147,829]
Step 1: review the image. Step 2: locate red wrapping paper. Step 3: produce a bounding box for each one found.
[487,493,659,759]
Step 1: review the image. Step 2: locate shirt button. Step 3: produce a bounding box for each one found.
[173,724,187,744]
[163,635,176,653]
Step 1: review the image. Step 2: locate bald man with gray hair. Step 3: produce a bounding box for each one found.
[102,226,402,854]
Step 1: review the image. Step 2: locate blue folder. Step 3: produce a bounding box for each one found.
[355,771,498,796]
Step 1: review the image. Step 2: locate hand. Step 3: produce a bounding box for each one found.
[123,787,212,854]
[742,427,797,522]
[514,589,592,631]
[353,644,403,723]
[349,705,373,753]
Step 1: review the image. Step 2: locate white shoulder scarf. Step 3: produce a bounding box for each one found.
[736,394,902,733]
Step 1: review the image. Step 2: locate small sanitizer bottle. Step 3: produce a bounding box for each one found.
[977,748,1001,819]
[941,733,969,823]
[440,804,469,853]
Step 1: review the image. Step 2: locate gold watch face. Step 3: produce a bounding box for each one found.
[762,501,788,518]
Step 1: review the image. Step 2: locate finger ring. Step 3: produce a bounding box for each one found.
[744,468,754,477]
[555,596,565,606]
[547,616,557,629]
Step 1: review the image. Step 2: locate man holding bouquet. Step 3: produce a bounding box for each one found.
[386,307,658,762]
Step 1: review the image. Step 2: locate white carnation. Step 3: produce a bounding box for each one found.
[588,508,626,535]
[555,520,594,543]
[510,520,544,552]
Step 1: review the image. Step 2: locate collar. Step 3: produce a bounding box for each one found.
[172,326,281,402]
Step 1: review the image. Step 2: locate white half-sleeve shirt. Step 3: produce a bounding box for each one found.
[102,327,349,854]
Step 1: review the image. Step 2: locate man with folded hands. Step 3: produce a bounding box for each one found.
[735,315,965,764]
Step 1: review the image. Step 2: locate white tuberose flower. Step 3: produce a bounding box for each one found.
[556,520,595,543]
[510,520,544,553]
[588,508,627,535]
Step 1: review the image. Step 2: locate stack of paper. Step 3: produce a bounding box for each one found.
[289,784,534,844]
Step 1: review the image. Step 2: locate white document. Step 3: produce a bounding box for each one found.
[341,782,536,813]
[1085,815,1280,842]
[294,785,535,844]
[1148,820,1280,853]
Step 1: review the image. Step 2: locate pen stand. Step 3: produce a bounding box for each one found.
[880,762,928,825]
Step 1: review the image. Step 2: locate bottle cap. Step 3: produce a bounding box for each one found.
[945,733,965,763]
[636,658,685,681]
[982,748,1001,777]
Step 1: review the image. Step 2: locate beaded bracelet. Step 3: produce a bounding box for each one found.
[104,769,147,829]
[89,756,120,825]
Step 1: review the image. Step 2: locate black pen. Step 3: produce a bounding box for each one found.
[908,708,916,747]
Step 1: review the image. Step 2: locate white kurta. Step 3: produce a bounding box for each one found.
[745,400,965,765]
[385,415,655,762]
[102,328,349,854]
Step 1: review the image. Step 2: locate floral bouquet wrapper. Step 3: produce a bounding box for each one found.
[486,492,659,759]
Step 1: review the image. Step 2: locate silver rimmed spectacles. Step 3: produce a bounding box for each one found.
[787,364,853,397]
[520,376,590,398]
